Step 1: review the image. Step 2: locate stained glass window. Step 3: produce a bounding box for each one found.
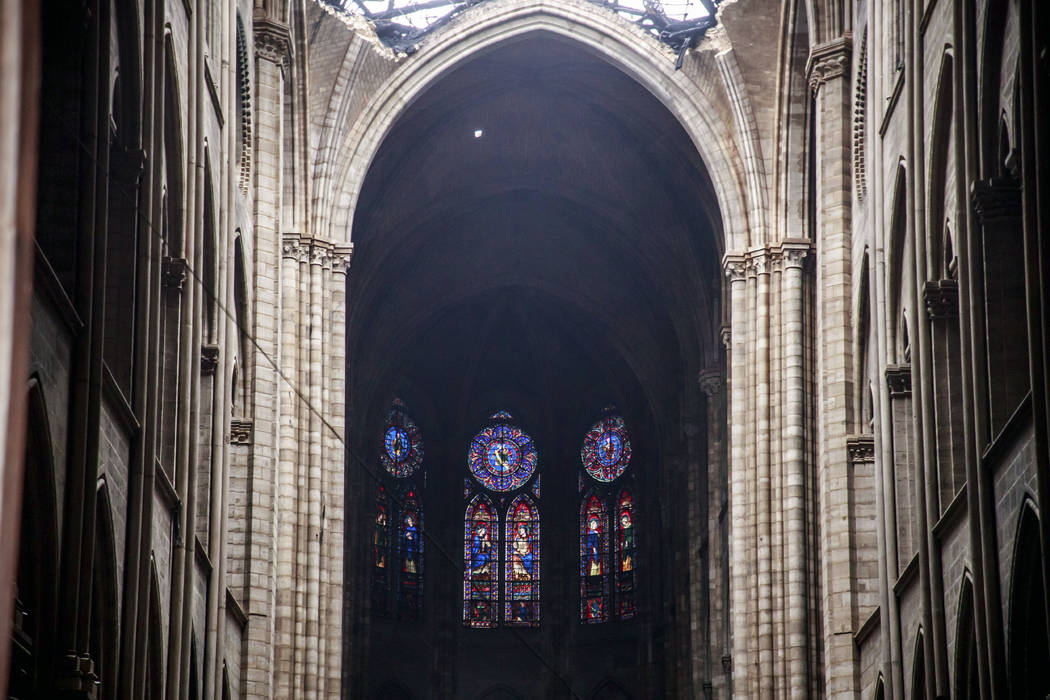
[580,409,636,623]
[468,412,537,492]
[372,400,425,619]
[372,486,391,614]
[380,399,424,478]
[580,492,609,623]
[614,489,636,618]
[464,495,498,628]
[464,411,540,626]
[581,414,632,482]
[505,496,540,626]
[399,491,423,619]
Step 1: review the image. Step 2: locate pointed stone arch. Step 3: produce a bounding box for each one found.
[1006,498,1050,698]
[315,0,760,253]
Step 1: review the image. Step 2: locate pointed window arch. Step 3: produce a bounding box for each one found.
[505,495,540,626]
[613,489,636,618]
[464,494,498,628]
[579,408,637,622]
[399,490,423,618]
[463,411,541,627]
[580,491,609,623]
[371,399,426,618]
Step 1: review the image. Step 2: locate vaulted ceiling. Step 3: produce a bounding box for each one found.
[346,34,724,442]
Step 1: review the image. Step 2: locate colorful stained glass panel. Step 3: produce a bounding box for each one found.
[580,493,609,623]
[464,496,498,627]
[581,415,632,482]
[468,414,537,492]
[379,400,424,478]
[505,496,540,626]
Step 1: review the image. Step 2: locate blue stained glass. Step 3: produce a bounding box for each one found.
[581,415,632,482]
[580,492,609,623]
[468,413,537,492]
[464,495,498,628]
[379,401,423,478]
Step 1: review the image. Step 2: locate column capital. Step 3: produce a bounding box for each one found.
[807,35,852,94]
[775,240,811,269]
[723,252,748,281]
[254,18,292,67]
[698,369,722,397]
[332,244,355,274]
[748,246,771,275]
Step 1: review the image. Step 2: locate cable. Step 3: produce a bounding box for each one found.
[42,89,587,697]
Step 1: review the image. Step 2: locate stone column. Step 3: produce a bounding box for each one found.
[779,241,810,697]
[698,369,723,700]
[244,18,290,700]
[807,35,860,698]
[724,253,748,697]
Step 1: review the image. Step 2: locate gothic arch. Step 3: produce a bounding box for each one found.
[953,574,980,700]
[1006,499,1050,698]
[91,480,121,700]
[316,0,758,253]
[8,378,61,697]
[887,162,910,362]
[146,561,165,699]
[910,629,927,700]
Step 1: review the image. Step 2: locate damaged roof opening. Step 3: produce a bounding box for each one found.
[319,0,720,62]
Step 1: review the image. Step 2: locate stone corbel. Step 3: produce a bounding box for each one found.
[254,18,292,67]
[923,279,958,320]
[230,418,254,445]
[201,344,220,376]
[846,434,875,464]
[885,364,911,397]
[162,256,188,291]
[971,177,1021,225]
[807,35,852,94]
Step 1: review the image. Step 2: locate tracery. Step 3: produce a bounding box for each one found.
[464,411,541,627]
[579,409,637,622]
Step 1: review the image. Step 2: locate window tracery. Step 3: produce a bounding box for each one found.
[579,409,637,622]
[372,399,425,619]
[464,411,541,627]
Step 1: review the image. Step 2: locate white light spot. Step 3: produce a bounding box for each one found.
[474,129,484,138]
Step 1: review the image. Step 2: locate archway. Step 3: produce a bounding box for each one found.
[1007,502,1050,698]
[344,29,726,699]
[7,381,60,699]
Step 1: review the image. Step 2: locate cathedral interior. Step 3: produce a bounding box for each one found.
[0,0,1047,698]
